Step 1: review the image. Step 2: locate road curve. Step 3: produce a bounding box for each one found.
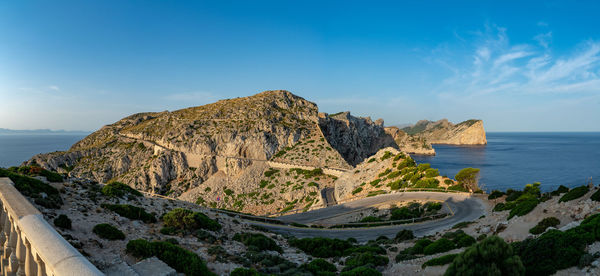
[250,192,487,242]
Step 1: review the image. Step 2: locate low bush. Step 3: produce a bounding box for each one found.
[53,214,72,229]
[529,217,560,235]
[343,251,389,271]
[195,230,217,243]
[352,187,363,195]
[162,208,221,231]
[390,205,423,220]
[230,267,262,276]
[0,168,63,208]
[591,189,600,202]
[126,239,214,275]
[101,181,142,198]
[93,223,125,240]
[340,266,381,276]
[395,229,414,242]
[559,186,589,202]
[423,238,455,255]
[550,185,569,196]
[508,198,538,219]
[445,236,524,275]
[422,253,457,268]
[289,237,352,258]
[425,168,439,177]
[505,189,523,202]
[487,190,505,200]
[301,259,337,276]
[360,216,383,223]
[233,233,282,253]
[380,151,393,161]
[101,204,156,223]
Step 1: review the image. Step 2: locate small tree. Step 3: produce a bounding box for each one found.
[445,236,524,276]
[455,168,480,191]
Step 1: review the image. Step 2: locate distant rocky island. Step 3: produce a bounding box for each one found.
[0,128,90,135]
[402,119,487,145]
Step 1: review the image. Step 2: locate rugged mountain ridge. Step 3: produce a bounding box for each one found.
[26,90,403,214]
[402,119,487,145]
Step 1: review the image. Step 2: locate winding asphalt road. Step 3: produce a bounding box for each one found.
[250,192,487,242]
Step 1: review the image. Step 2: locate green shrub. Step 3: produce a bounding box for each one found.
[340,266,381,276]
[550,185,569,196]
[93,223,125,240]
[380,151,393,161]
[0,168,63,208]
[162,208,221,231]
[160,226,177,235]
[367,158,376,163]
[390,206,422,220]
[397,158,416,170]
[422,254,458,268]
[559,185,589,202]
[423,238,455,255]
[343,251,389,271]
[417,163,431,172]
[352,187,363,195]
[488,190,505,200]
[264,168,279,177]
[224,189,234,196]
[591,189,600,202]
[505,189,523,202]
[195,230,217,243]
[230,267,262,276]
[512,229,589,275]
[289,237,352,258]
[389,180,403,190]
[395,229,414,242]
[508,199,538,219]
[101,181,142,198]
[445,236,524,276]
[425,168,439,177]
[529,217,560,235]
[101,204,156,223]
[233,233,282,253]
[53,214,72,229]
[360,216,382,223]
[454,168,480,191]
[444,179,454,185]
[301,259,337,276]
[126,239,214,275]
[447,184,468,192]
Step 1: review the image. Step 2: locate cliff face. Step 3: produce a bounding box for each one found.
[402,119,487,145]
[318,112,397,166]
[383,127,435,155]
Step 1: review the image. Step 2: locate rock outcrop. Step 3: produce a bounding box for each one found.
[383,127,435,155]
[402,119,487,145]
[318,112,397,166]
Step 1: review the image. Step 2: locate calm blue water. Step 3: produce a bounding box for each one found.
[413,132,600,192]
[0,135,86,168]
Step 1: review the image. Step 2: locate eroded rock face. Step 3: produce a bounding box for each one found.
[383,127,435,155]
[318,112,398,166]
[402,119,487,145]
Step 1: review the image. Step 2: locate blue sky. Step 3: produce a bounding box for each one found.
[1,1,599,131]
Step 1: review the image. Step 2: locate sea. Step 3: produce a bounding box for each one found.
[0,132,599,193]
[412,132,600,192]
[0,134,87,168]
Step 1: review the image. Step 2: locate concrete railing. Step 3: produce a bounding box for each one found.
[0,178,103,276]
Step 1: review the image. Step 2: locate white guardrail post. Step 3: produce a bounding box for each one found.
[0,178,103,276]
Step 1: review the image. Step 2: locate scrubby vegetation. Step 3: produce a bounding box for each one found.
[233,233,282,253]
[397,230,475,262]
[162,208,221,232]
[101,203,157,223]
[529,217,560,235]
[92,223,125,240]
[53,214,72,229]
[0,167,63,208]
[493,182,542,219]
[445,236,524,275]
[127,239,214,275]
[394,229,414,242]
[558,185,589,202]
[101,181,142,198]
[289,237,353,258]
[422,253,457,268]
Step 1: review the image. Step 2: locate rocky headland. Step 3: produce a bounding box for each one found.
[402,119,487,145]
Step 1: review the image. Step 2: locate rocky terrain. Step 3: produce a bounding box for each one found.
[384,127,435,155]
[402,119,487,145]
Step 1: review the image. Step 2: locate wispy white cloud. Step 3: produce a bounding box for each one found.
[436,26,600,98]
[48,85,60,91]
